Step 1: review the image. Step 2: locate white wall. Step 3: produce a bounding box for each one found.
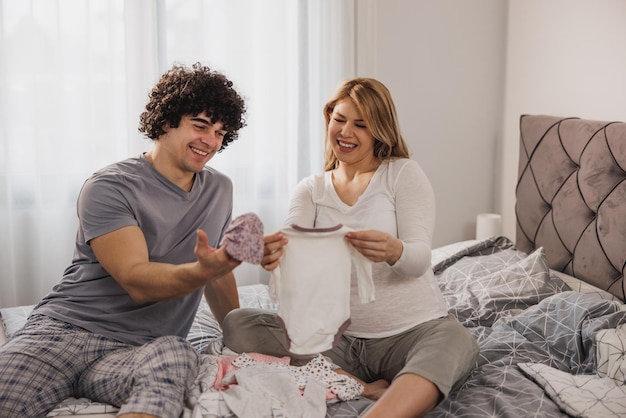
[358,0,626,247]
[356,0,508,247]
[500,0,626,239]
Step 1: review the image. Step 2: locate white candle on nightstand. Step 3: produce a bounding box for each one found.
[475,213,502,240]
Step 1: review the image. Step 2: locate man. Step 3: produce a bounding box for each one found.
[0,62,247,418]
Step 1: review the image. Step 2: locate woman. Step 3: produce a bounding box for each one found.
[223,78,478,417]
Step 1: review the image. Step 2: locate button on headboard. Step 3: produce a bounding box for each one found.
[515,114,626,301]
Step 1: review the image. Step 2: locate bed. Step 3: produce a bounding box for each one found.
[2,114,626,417]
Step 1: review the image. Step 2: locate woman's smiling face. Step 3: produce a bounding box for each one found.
[327,98,377,166]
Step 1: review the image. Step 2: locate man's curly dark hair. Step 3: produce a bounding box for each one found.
[138,62,247,152]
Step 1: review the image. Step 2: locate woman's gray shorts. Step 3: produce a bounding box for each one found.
[223,309,479,398]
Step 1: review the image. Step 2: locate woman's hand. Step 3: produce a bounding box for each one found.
[261,231,288,271]
[345,230,403,265]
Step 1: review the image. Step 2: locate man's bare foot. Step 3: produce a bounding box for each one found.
[362,379,390,400]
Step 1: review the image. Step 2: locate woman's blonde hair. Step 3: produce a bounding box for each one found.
[323,77,410,171]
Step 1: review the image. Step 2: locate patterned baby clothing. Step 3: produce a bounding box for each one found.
[215,353,363,401]
[220,212,264,264]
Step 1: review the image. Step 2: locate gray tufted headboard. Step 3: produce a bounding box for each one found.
[516,114,626,302]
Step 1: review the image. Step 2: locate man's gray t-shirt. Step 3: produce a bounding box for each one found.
[34,154,233,345]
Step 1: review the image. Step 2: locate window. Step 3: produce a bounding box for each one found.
[0,0,355,306]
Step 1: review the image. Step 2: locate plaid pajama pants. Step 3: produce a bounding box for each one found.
[0,314,199,418]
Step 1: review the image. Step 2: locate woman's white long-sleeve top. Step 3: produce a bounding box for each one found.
[285,158,449,338]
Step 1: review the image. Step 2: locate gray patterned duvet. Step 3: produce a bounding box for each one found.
[428,236,626,418]
[329,236,626,417]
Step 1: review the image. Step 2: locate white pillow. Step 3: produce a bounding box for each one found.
[0,304,35,340]
[0,319,7,346]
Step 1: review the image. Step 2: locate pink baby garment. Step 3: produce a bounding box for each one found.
[270,224,374,355]
[220,212,264,265]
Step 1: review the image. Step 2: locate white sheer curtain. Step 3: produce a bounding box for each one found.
[0,0,355,308]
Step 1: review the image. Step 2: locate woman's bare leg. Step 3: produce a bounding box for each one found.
[361,373,440,418]
[118,414,158,418]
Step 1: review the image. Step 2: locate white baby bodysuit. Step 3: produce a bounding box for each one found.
[270,224,374,355]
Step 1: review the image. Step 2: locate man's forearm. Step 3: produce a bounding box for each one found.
[204,271,240,326]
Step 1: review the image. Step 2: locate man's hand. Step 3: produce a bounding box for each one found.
[194,229,240,274]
